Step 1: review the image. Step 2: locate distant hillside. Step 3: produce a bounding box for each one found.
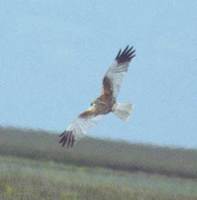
[0,126,197,179]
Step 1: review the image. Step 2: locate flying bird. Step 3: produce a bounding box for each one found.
[59,45,136,148]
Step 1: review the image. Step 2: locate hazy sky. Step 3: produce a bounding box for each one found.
[0,0,197,148]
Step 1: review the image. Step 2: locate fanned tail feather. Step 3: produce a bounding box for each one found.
[112,103,132,121]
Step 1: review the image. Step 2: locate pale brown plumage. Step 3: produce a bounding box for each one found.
[59,45,135,148]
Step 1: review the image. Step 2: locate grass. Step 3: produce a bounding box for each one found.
[0,156,197,200]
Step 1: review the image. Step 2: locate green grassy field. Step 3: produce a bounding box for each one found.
[0,156,197,200]
[0,126,197,199]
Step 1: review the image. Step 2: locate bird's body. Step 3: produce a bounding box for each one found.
[59,45,136,148]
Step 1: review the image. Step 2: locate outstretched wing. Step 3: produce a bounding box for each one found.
[59,107,102,148]
[102,45,135,98]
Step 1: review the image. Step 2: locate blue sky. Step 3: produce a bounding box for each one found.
[0,0,197,148]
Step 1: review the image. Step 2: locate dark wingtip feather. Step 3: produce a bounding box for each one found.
[59,131,75,148]
[115,45,136,64]
[115,49,121,60]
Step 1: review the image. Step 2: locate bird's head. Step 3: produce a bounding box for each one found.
[90,100,96,106]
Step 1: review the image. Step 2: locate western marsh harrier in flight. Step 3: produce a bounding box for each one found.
[59,45,136,148]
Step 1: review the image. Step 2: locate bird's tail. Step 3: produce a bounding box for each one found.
[112,102,133,121]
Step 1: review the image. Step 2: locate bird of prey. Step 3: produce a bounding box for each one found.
[59,45,136,148]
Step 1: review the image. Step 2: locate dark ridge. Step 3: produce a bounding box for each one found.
[1,126,197,180]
